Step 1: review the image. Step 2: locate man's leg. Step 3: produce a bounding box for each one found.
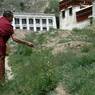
[0,56,5,82]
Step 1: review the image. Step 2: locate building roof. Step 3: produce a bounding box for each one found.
[59,0,92,10]
[13,12,55,17]
[59,0,92,22]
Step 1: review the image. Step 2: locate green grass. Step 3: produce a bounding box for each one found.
[54,49,95,95]
[72,27,95,43]
[1,26,95,95]
[5,33,61,95]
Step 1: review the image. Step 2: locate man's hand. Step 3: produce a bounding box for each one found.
[27,42,34,47]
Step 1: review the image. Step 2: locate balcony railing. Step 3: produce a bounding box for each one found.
[76,6,92,22]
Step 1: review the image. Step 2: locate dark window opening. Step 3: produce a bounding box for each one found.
[42,19,46,24]
[43,27,47,31]
[15,27,20,29]
[15,18,19,24]
[29,19,33,24]
[62,11,65,18]
[69,7,72,16]
[22,19,27,24]
[35,19,40,24]
[36,27,40,31]
[23,27,27,29]
[30,27,34,31]
[48,19,53,24]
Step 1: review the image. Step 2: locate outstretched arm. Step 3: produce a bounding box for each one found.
[11,34,34,47]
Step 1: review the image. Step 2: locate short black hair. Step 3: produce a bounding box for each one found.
[3,10,13,18]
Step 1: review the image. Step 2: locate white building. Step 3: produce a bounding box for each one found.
[12,13,56,32]
[59,0,92,30]
[93,1,95,17]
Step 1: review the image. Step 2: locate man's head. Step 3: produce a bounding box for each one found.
[3,10,13,22]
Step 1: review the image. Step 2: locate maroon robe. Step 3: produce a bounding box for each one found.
[0,16,14,80]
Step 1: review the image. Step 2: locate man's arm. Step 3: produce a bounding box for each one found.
[11,34,34,47]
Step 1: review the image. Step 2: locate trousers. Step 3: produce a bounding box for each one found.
[0,56,5,80]
[0,44,6,81]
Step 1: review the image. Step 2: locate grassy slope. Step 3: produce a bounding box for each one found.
[0,25,95,95]
[0,0,49,13]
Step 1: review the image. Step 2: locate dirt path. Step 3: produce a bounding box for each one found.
[5,57,14,80]
[55,83,69,95]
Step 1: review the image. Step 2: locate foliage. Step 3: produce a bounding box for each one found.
[19,2,25,12]
[2,32,61,95]
[54,48,95,95]
[81,45,90,53]
[8,49,59,95]
[0,0,49,12]
[44,0,59,16]
[1,25,95,95]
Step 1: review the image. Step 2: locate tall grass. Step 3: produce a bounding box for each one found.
[1,26,95,95]
[54,48,95,95]
[72,27,95,44]
[5,32,61,95]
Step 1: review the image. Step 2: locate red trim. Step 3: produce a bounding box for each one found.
[59,0,92,11]
[76,6,92,22]
[59,0,72,10]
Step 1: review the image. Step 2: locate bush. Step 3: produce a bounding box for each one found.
[54,48,95,95]
[81,45,90,53]
[3,27,95,95]
[8,40,61,95]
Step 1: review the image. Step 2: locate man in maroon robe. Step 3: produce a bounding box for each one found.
[0,11,34,83]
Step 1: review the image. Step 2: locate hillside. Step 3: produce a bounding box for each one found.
[0,0,59,14]
[0,24,94,95]
[0,0,48,13]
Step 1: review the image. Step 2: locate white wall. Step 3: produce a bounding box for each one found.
[93,1,95,17]
[74,19,90,29]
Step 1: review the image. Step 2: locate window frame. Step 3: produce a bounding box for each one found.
[22,18,27,24]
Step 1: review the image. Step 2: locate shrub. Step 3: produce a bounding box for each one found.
[81,45,90,53]
[8,44,61,95]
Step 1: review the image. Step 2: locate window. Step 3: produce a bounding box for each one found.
[23,27,27,29]
[22,19,26,24]
[30,27,34,31]
[15,27,20,29]
[15,18,19,24]
[29,18,33,24]
[48,19,53,24]
[43,27,47,31]
[35,19,40,24]
[62,11,65,18]
[42,19,46,24]
[69,7,72,16]
[36,27,40,31]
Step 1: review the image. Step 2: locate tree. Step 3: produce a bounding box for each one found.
[19,2,25,12]
[44,0,59,16]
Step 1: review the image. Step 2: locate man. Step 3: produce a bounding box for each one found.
[0,10,34,83]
